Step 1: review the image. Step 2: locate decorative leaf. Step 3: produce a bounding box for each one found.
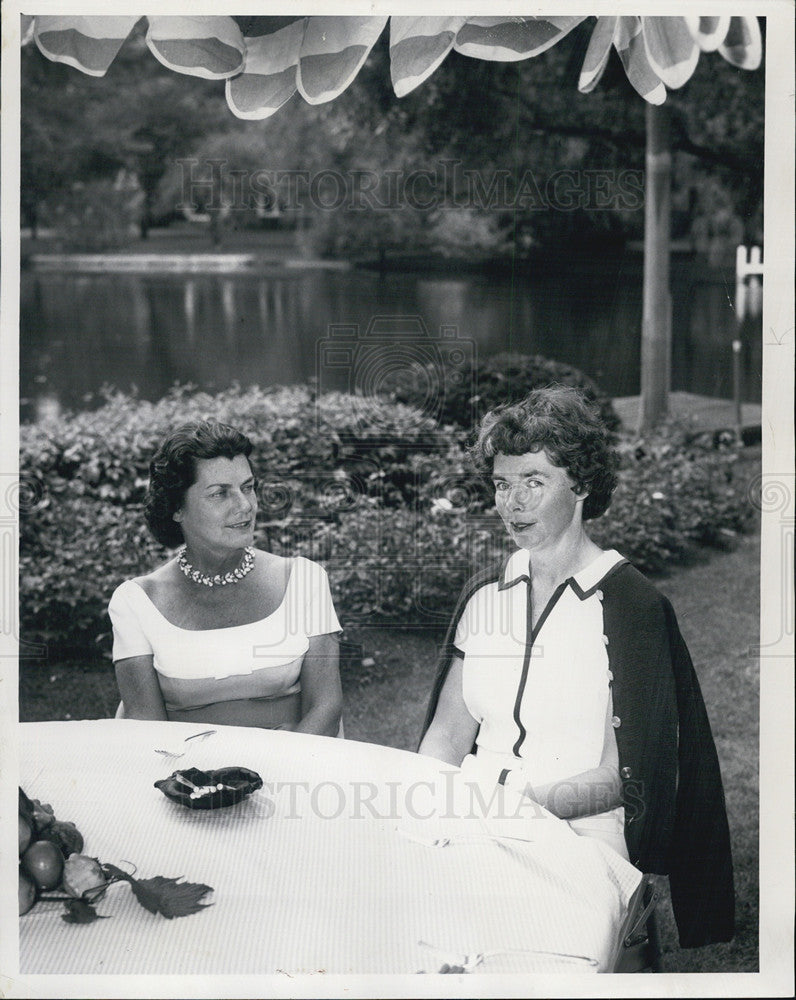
[133,876,214,918]
[61,898,109,924]
[103,863,213,919]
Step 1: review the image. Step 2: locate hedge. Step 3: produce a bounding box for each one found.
[20,383,755,659]
[388,352,620,435]
[19,383,448,512]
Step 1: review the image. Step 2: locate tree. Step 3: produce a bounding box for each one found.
[23,14,765,426]
[380,23,763,252]
[21,22,232,238]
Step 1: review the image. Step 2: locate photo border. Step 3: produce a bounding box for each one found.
[2,3,793,997]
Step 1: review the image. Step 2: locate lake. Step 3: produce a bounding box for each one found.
[20,253,761,423]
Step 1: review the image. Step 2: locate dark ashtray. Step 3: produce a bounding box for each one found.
[155,766,263,810]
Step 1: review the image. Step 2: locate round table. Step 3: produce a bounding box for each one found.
[18,720,641,975]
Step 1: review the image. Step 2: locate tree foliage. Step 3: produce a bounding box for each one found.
[21,18,764,253]
[21,22,232,235]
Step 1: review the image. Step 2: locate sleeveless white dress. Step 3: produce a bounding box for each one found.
[108,556,341,726]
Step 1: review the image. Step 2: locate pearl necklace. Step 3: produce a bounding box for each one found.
[177,546,255,587]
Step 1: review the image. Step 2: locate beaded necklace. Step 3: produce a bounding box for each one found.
[177,546,255,587]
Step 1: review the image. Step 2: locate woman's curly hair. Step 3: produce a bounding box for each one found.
[469,385,619,520]
[144,420,254,547]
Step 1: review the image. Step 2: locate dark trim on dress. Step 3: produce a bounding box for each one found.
[568,558,629,601]
[417,562,503,744]
[510,579,569,757]
[497,552,530,591]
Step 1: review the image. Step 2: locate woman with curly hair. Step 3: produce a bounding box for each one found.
[108,420,342,735]
[418,386,733,951]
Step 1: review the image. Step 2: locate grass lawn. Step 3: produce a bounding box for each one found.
[19,528,760,974]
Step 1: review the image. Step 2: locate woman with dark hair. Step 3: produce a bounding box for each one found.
[108,420,343,735]
[418,386,733,950]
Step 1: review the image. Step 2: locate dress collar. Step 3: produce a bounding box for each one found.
[498,547,626,596]
[498,547,531,591]
[570,549,626,597]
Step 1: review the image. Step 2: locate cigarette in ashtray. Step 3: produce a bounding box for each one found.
[173,774,229,799]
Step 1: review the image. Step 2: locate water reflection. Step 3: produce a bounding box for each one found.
[183,280,195,345]
[19,258,761,422]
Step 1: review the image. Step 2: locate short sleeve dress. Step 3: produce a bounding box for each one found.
[451,547,628,857]
[108,556,341,723]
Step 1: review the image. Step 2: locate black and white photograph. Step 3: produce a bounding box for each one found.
[1,4,793,997]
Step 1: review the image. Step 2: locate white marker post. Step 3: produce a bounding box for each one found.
[735,245,764,439]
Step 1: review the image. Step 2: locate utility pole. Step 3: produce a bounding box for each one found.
[638,102,672,432]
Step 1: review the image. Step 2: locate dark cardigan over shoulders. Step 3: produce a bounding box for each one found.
[419,557,734,949]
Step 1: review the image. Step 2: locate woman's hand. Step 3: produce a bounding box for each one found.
[512,765,622,820]
[294,633,343,737]
[114,654,168,720]
[418,656,479,767]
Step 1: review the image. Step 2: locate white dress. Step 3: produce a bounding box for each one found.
[453,548,628,857]
[108,556,341,725]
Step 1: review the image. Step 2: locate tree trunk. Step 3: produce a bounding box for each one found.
[209,208,223,247]
[638,103,672,432]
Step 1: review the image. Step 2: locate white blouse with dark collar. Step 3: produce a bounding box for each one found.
[453,547,628,858]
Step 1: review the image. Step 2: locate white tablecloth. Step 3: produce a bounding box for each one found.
[19,720,641,975]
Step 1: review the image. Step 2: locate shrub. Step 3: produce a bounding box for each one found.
[388,352,619,436]
[281,498,509,629]
[20,389,755,660]
[20,497,161,657]
[20,385,465,656]
[590,424,757,572]
[20,383,451,514]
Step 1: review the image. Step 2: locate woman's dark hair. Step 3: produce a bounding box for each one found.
[469,385,619,520]
[144,420,254,547]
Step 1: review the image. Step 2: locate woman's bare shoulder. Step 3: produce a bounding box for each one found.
[131,558,180,597]
[253,548,292,572]
[250,549,294,591]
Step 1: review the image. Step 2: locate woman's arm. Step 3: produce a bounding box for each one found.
[418,656,479,767]
[114,654,168,720]
[516,693,622,819]
[292,633,343,737]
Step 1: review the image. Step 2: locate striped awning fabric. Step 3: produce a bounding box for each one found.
[24,14,762,118]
